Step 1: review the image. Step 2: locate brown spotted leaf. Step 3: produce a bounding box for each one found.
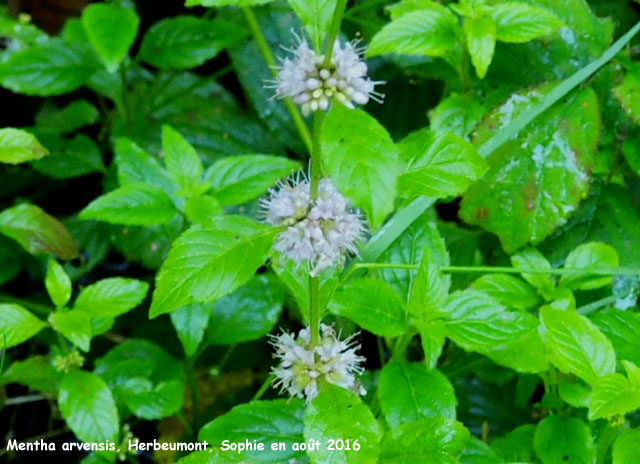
[460,84,600,252]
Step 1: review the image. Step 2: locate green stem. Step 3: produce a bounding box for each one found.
[596,422,619,464]
[241,6,313,154]
[391,334,411,360]
[252,374,275,401]
[577,295,619,315]
[323,0,349,67]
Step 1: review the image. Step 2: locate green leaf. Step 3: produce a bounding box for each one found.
[82,3,139,73]
[149,216,277,318]
[170,303,210,357]
[398,130,487,199]
[558,381,591,408]
[0,203,79,259]
[533,416,595,464]
[418,321,446,369]
[1,356,60,395]
[321,105,400,229]
[139,16,246,69]
[379,361,456,429]
[408,245,450,326]
[613,429,640,464]
[540,306,616,385]
[0,304,46,349]
[460,436,504,464]
[435,290,538,351]
[379,417,469,464]
[591,309,640,366]
[613,68,640,124]
[304,384,382,464]
[560,242,619,290]
[35,100,99,134]
[470,274,538,310]
[367,5,460,57]
[45,259,72,308]
[59,370,119,444]
[510,247,555,294]
[0,128,48,164]
[94,339,184,420]
[464,15,496,79]
[430,93,486,139]
[79,183,177,226]
[184,196,223,224]
[49,310,92,352]
[205,154,300,206]
[74,277,149,318]
[186,0,274,5]
[588,373,640,420]
[162,125,203,192]
[0,39,99,96]
[328,278,407,337]
[199,399,305,463]
[30,133,105,179]
[491,424,536,462]
[286,0,336,51]
[461,86,600,252]
[114,137,179,197]
[490,2,563,43]
[207,274,284,345]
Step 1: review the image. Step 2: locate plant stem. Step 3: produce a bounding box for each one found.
[391,334,411,360]
[252,374,275,401]
[577,295,619,315]
[185,358,200,435]
[309,111,325,345]
[323,0,349,67]
[596,422,619,464]
[5,394,50,406]
[241,6,313,154]
[344,262,640,281]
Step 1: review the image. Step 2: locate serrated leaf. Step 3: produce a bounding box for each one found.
[139,16,246,69]
[464,15,496,79]
[49,310,92,352]
[205,154,300,206]
[533,416,595,464]
[0,203,79,259]
[379,361,456,429]
[286,0,336,51]
[304,384,382,464]
[331,278,407,337]
[398,130,487,199]
[379,417,469,464]
[613,68,640,124]
[460,86,600,252]
[540,306,615,385]
[199,399,305,463]
[510,246,555,294]
[588,373,640,420]
[0,304,46,348]
[207,274,284,345]
[149,216,277,317]
[184,196,223,224]
[0,128,48,164]
[170,303,210,357]
[560,242,619,290]
[418,321,446,369]
[1,356,60,395]
[321,105,400,229]
[430,93,486,139]
[470,274,538,310]
[74,277,149,318]
[490,2,564,43]
[161,125,203,192]
[79,183,177,225]
[45,259,72,308]
[82,3,139,72]
[94,339,184,420]
[367,5,460,57]
[0,39,99,96]
[59,370,119,444]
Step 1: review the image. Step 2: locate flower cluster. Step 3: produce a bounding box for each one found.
[270,324,366,402]
[270,36,383,115]
[261,176,365,276]
[53,349,85,373]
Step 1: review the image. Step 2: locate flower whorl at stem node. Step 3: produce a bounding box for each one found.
[268,34,384,115]
[269,324,366,403]
[260,175,365,276]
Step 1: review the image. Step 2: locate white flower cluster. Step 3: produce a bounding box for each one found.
[270,36,384,115]
[261,176,365,276]
[270,324,366,403]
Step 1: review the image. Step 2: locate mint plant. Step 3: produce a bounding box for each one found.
[1,1,640,463]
